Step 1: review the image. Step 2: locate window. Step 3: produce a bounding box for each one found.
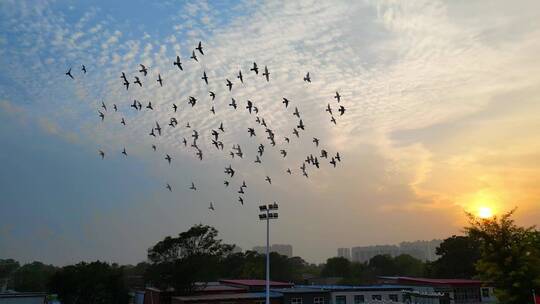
[291,298,303,304]
[354,295,365,304]
[371,295,382,301]
[335,295,347,304]
[481,288,490,298]
[388,294,398,302]
[314,297,325,304]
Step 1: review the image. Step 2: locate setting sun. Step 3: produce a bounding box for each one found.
[478,206,494,219]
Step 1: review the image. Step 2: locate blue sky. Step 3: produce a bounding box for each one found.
[1,0,539,265]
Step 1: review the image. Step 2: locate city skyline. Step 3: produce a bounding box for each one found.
[1,0,540,266]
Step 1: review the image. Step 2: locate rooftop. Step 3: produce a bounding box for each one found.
[220,279,294,287]
[378,276,484,286]
[174,291,282,302]
[296,285,412,291]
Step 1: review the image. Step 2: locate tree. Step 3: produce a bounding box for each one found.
[465,210,540,304]
[146,224,234,295]
[321,257,351,278]
[0,259,20,290]
[368,254,398,276]
[48,261,128,304]
[10,262,57,292]
[425,235,480,278]
[393,254,424,277]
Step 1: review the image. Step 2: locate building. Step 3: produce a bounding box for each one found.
[378,276,497,304]
[298,285,426,304]
[348,240,442,262]
[252,244,293,257]
[218,280,294,292]
[172,291,282,304]
[273,287,329,304]
[0,292,48,304]
[337,248,351,260]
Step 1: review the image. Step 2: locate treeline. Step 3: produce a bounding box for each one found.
[1,210,539,304]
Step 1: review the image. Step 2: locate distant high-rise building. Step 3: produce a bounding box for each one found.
[337,248,351,260]
[343,239,442,263]
[252,244,293,257]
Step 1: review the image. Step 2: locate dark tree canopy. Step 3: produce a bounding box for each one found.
[465,210,540,304]
[425,235,480,278]
[321,257,351,278]
[10,262,57,292]
[48,261,128,304]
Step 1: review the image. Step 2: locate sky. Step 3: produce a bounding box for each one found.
[0,0,539,265]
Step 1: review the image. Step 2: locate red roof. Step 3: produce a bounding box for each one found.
[378,276,483,286]
[219,279,293,287]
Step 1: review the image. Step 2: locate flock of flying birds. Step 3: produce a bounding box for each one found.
[65,41,346,212]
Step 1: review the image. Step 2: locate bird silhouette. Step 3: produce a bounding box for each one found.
[209,91,216,101]
[173,56,183,70]
[237,70,243,83]
[226,79,233,91]
[65,68,74,79]
[166,183,172,192]
[157,74,163,87]
[334,91,341,102]
[320,149,328,158]
[292,128,299,137]
[149,128,156,137]
[155,121,162,134]
[338,105,346,116]
[293,107,300,118]
[196,41,204,55]
[326,104,333,115]
[286,168,292,174]
[218,122,225,132]
[139,64,148,76]
[99,150,105,159]
[284,137,290,144]
[190,182,197,191]
[255,155,262,164]
[250,62,258,74]
[101,101,107,111]
[330,158,337,167]
[238,187,245,194]
[210,106,215,115]
[282,98,290,108]
[165,154,172,164]
[330,116,337,125]
[113,104,118,112]
[335,152,341,162]
[123,79,130,90]
[98,111,105,121]
[81,65,87,74]
[190,50,198,62]
[182,138,187,146]
[304,72,311,82]
[122,148,127,156]
[265,176,272,184]
[202,71,208,85]
[152,144,157,151]
[224,180,230,187]
[263,66,270,82]
[280,150,287,158]
[297,119,305,130]
[238,196,244,205]
[229,98,237,110]
[146,102,153,110]
[248,128,256,137]
[134,76,142,87]
[209,202,215,211]
[173,103,178,112]
[241,181,247,188]
[121,118,126,126]
[313,138,319,147]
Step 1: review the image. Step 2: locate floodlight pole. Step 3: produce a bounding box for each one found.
[259,203,278,304]
[265,207,270,304]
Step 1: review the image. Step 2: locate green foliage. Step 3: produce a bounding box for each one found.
[321,254,425,284]
[146,224,234,295]
[465,210,540,304]
[321,257,351,278]
[48,261,128,304]
[0,259,20,289]
[425,235,480,278]
[10,262,57,292]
